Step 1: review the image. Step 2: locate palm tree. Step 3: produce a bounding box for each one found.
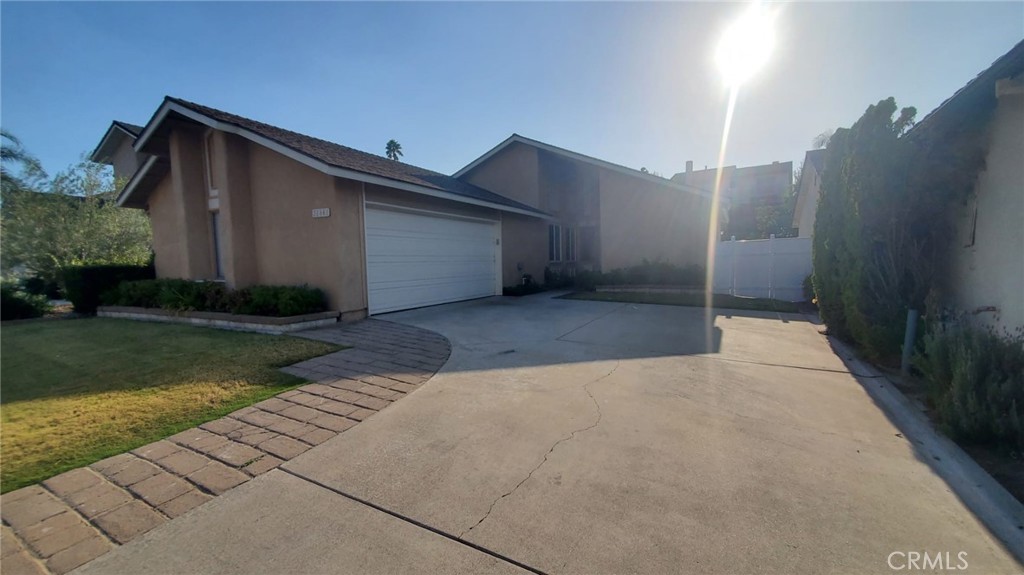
[385,139,403,161]
[1,129,44,194]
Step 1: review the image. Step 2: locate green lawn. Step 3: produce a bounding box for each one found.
[0,318,338,493]
[560,290,802,313]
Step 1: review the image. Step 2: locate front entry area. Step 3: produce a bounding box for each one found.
[364,204,500,314]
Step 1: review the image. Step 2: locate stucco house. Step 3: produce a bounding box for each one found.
[671,159,792,240]
[910,41,1023,333]
[790,149,826,238]
[91,98,712,318]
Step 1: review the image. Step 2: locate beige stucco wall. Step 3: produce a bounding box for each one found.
[210,132,259,288]
[147,174,187,279]
[947,90,1024,333]
[598,169,711,272]
[501,213,547,285]
[460,142,541,208]
[110,139,141,182]
[168,129,215,279]
[794,165,821,238]
[246,144,365,315]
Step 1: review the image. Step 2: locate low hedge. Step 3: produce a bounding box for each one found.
[104,279,328,317]
[915,322,1024,451]
[540,261,705,292]
[20,276,62,299]
[1,284,50,321]
[62,264,155,314]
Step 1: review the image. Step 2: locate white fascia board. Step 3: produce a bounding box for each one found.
[90,123,136,163]
[116,155,158,207]
[453,134,715,200]
[129,102,548,219]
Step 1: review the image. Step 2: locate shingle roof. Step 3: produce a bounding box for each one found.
[908,39,1024,140]
[113,121,144,137]
[164,97,544,215]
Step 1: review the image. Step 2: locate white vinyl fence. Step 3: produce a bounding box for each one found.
[713,236,812,302]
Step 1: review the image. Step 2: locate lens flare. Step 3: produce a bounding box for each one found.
[705,3,776,353]
[716,3,776,88]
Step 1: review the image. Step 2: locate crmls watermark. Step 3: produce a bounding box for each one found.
[888,551,968,571]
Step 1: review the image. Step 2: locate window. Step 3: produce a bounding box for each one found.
[211,211,224,279]
[548,225,562,262]
[565,227,577,262]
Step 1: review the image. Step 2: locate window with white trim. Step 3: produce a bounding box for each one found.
[548,225,562,262]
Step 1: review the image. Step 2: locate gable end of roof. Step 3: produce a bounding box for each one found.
[454,134,714,200]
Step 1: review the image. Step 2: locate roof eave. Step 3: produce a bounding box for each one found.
[454,134,715,200]
[117,155,159,208]
[90,122,137,164]
[125,100,548,218]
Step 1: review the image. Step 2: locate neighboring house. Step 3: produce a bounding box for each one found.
[909,41,1023,333]
[671,159,792,239]
[91,99,712,318]
[790,149,826,237]
[90,121,146,180]
[456,135,712,281]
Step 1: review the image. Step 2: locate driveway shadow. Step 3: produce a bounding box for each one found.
[373,292,828,374]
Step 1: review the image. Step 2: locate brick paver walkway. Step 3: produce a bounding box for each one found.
[0,319,449,575]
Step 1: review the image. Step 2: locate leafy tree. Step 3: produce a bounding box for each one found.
[812,129,835,150]
[385,139,403,161]
[753,189,797,239]
[1,159,152,286]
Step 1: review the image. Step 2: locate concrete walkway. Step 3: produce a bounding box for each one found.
[65,295,1023,574]
[0,320,449,575]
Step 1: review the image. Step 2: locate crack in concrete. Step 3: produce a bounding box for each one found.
[458,360,620,540]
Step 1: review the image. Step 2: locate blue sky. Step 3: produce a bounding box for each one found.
[2,2,1022,179]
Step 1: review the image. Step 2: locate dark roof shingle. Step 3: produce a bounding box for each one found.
[165,97,544,215]
[113,121,144,137]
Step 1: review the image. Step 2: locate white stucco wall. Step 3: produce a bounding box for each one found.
[947,82,1024,334]
[795,164,821,238]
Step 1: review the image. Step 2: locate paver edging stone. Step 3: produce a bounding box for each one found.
[0,318,451,575]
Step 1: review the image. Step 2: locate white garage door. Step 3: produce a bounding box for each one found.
[365,205,500,314]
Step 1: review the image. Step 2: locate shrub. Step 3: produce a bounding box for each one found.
[915,322,1024,451]
[104,279,162,308]
[62,264,155,314]
[274,285,328,317]
[544,267,574,289]
[1,284,50,320]
[20,276,62,299]
[106,279,327,317]
[503,274,545,297]
[802,274,815,304]
[574,270,600,292]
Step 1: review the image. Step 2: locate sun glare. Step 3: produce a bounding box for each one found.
[716,3,776,87]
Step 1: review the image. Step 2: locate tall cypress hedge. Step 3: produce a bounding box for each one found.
[812,97,992,364]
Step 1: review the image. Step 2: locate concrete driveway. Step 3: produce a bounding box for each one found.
[77,294,1020,574]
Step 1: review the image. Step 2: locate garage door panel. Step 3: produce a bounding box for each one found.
[365,206,499,314]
